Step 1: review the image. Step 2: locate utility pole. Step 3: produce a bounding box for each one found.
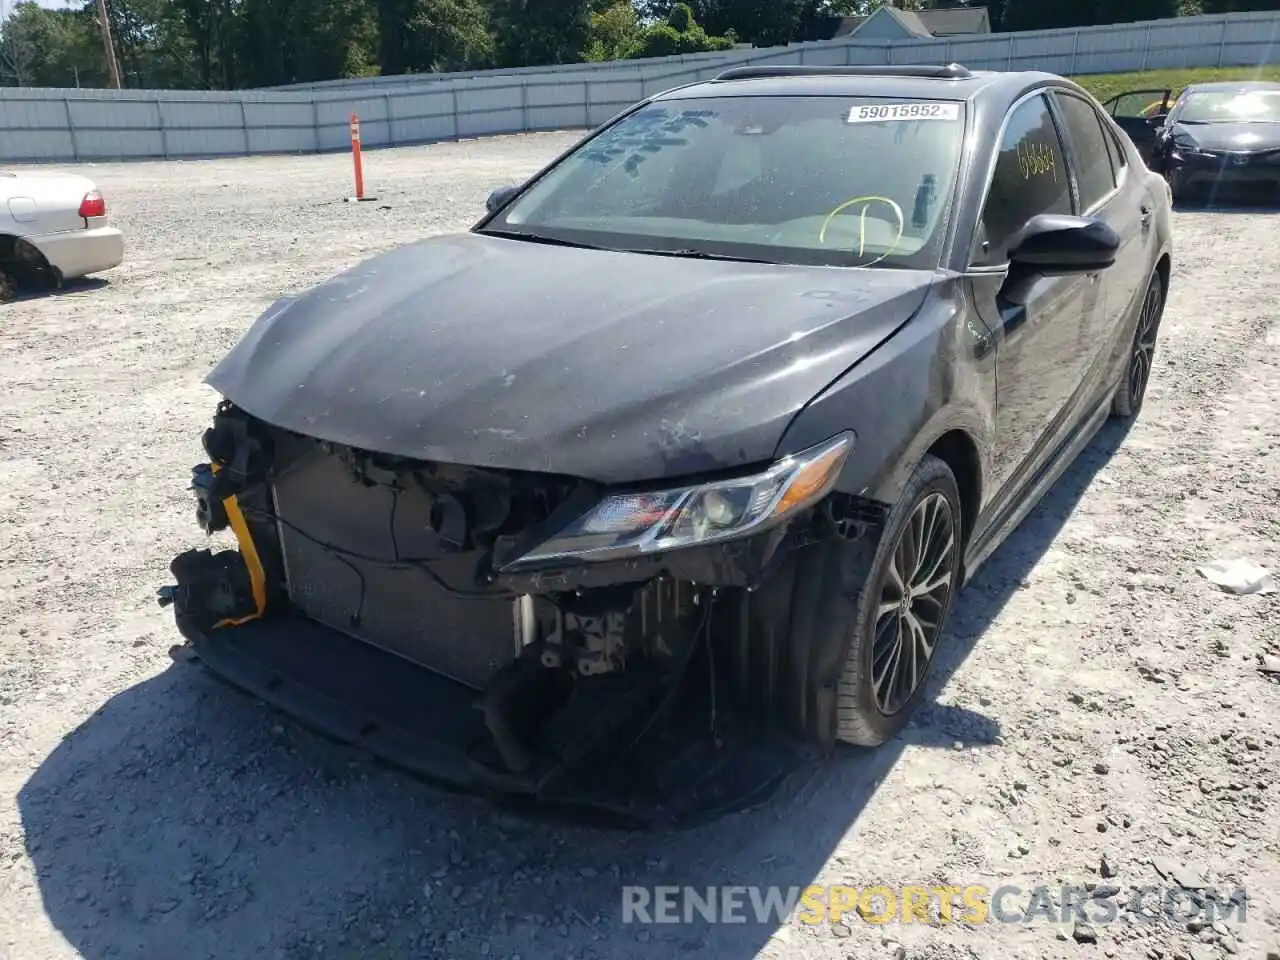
[94,0,122,88]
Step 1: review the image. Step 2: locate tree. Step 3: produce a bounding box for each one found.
[1200,0,1280,10]
[583,0,641,59]
[238,0,378,87]
[174,0,239,88]
[637,0,807,45]
[104,0,202,88]
[378,0,491,75]
[815,0,924,13]
[1000,0,1179,29]
[487,0,597,67]
[1,1,107,88]
[627,1,734,56]
[0,2,38,86]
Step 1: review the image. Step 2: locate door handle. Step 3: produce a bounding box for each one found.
[1140,205,1153,226]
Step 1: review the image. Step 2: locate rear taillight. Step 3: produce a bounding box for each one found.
[78,190,106,219]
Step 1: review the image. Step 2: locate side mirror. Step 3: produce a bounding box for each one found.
[1008,213,1121,274]
[486,185,520,214]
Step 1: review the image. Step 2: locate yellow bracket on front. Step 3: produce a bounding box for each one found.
[818,194,906,268]
[209,462,267,629]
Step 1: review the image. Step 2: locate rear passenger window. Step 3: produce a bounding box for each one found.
[1054,92,1117,211]
[1106,125,1128,173]
[973,93,1072,265]
[1102,124,1122,178]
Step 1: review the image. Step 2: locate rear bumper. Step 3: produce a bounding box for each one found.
[26,226,124,279]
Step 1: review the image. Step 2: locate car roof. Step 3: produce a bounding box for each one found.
[1180,80,1280,92]
[654,66,1078,109]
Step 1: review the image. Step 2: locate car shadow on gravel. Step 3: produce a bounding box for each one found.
[0,277,109,304]
[18,420,1133,960]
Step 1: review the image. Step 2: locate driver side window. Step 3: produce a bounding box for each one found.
[972,93,1072,267]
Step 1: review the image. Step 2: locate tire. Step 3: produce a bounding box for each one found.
[833,454,964,747]
[1111,271,1165,420]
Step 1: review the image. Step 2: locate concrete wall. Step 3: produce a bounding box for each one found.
[2,11,1279,163]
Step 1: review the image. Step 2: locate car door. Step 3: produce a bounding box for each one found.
[1100,88,1173,165]
[1049,88,1151,396]
[966,91,1096,509]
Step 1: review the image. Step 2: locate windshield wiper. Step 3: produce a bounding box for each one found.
[478,228,610,250]
[622,247,777,264]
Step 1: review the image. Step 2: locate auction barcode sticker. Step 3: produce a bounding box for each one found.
[846,102,962,124]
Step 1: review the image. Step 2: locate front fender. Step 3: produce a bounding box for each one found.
[773,277,996,509]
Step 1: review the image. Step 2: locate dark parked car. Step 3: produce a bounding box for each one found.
[1102,80,1280,201]
[161,64,1173,817]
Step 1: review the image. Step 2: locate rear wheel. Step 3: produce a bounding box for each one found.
[0,237,54,300]
[1112,272,1165,419]
[833,455,963,747]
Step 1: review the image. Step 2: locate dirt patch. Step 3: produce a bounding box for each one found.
[0,137,1277,960]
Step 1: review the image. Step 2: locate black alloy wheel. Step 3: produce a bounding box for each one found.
[1112,273,1165,419]
[834,454,964,747]
[870,491,957,716]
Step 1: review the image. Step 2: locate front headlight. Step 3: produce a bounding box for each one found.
[503,432,854,568]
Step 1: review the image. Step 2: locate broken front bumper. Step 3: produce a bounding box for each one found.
[157,403,869,823]
[171,610,805,827]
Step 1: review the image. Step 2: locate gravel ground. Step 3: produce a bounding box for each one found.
[1,133,1278,960]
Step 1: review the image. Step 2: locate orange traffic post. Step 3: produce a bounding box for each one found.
[350,113,364,198]
[346,112,377,203]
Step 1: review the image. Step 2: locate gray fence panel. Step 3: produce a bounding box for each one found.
[387,90,457,144]
[3,11,1280,162]
[159,100,242,156]
[0,96,65,129]
[453,84,524,138]
[243,101,316,154]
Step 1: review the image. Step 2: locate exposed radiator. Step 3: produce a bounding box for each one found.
[271,449,519,690]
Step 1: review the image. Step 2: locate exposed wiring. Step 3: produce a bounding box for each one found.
[388,486,401,562]
[333,551,369,628]
[704,599,720,748]
[238,504,508,601]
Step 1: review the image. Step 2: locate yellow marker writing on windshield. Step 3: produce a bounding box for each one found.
[818,195,906,267]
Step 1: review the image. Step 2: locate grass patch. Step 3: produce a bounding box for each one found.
[1071,66,1280,104]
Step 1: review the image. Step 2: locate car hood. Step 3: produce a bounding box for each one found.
[1168,121,1280,152]
[207,232,935,484]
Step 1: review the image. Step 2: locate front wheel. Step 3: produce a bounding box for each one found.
[1112,272,1165,419]
[834,454,963,747]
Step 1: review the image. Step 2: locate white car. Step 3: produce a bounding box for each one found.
[0,169,124,299]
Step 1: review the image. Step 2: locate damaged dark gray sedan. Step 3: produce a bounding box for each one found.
[161,64,1173,823]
